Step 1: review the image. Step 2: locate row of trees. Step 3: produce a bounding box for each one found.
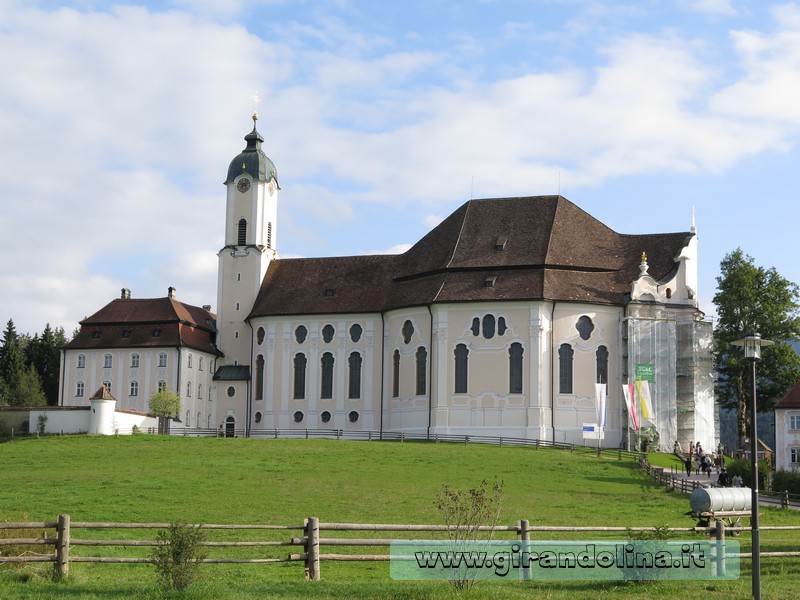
[0,320,67,407]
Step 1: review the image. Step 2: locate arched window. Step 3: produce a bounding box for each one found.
[255,354,265,401]
[257,327,265,345]
[596,345,609,384]
[350,323,362,343]
[237,218,247,245]
[295,325,307,344]
[416,346,427,396]
[322,324,335,343]
[188,354,193,368]
[348,352,362,399]
[197,411,201,428]
[198,383,202,399]
[559,343,574,394]
[392,350,400,398]
[186,381,192,397]
[186,410,191,426]
[293,353,307,399]
[198,356,203,371]
[254,411,262,424]
[321,352,334,399]
[454,344,469,394]
[225,415,235,437]
[509,343,524,394]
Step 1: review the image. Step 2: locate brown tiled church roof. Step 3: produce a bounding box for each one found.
[775,380,800,409]
[249,195,693,318]
[67,296,219,355]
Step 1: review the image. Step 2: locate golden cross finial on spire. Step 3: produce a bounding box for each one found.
[252,90,261,121]
[641,252,647,263]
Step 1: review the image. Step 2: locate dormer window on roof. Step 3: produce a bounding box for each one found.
[484,276,497,288]
[494,237,507,251]
[324,288,335,297]
[92,330,101,338]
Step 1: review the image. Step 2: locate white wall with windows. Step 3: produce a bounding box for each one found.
[775,408,800,471]
[60,347,217,426]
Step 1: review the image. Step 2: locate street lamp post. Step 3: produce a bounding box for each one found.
[731,333,773,600]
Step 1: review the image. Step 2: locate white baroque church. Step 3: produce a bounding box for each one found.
[59,115,717,451]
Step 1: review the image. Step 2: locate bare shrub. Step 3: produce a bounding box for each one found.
[436,478,503,591]
[151,522,206,591]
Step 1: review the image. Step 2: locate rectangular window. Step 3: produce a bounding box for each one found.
[293,354,307,399]
[76,382,84,397]
[558,343,573,394]
[792,447,800,464]
[416,347,427,396]
[790,415,800,430]
[103,354,112,369]
[454,344,469,394]
[348,352,362,399]
[130,381,138,396]
[392,350,400,398]
[321,352,334,399]
[131,354,140,368]
[77,354,86,369]
[158,353,167,368]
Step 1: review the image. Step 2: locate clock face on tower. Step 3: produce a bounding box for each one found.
[236,177,251,193]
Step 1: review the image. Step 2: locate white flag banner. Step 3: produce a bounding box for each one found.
[623,384,639,430]
[595,383,607,429]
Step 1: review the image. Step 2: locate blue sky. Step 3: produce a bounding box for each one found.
[1,0,799,335]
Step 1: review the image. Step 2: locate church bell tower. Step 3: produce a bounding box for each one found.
[215,114,279,420]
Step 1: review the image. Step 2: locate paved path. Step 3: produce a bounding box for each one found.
[660,460,800,510]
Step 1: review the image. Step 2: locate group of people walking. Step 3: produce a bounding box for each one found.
[681,441,743,487]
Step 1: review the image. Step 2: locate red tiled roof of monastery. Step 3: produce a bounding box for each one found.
[67,295,219,355]
[249,195,693,318]
[775,380,800,409]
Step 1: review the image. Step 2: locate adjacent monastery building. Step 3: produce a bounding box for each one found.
[60,115,717,451]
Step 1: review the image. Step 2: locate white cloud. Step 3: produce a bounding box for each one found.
[3,2,800,335]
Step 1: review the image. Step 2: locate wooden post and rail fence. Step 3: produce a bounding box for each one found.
[3,516,800,581]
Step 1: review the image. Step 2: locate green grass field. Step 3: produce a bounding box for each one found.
[1,435,799,599]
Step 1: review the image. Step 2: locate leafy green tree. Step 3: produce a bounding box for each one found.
[148,389,181,434]
[26,324,67,406]
[13,364,47,406]
[713,248,800,448]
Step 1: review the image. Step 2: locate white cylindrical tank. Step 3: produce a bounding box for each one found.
[690,486,752,514]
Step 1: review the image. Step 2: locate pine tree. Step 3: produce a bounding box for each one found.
[713,248,800,448]
[26,323,66,406]
[0,320,26,402]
